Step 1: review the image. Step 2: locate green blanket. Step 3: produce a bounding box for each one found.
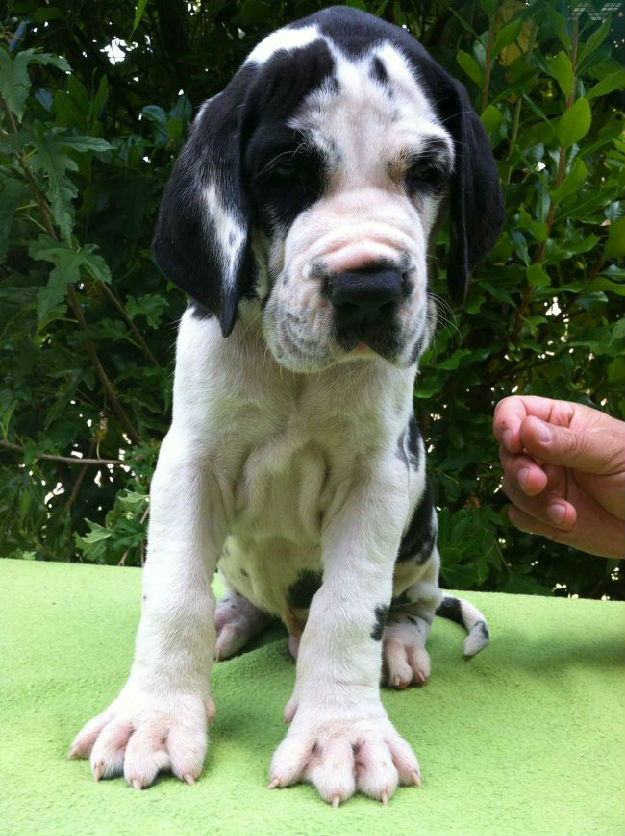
[1,559,623,836]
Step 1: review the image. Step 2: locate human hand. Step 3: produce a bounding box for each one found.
[493,396,625,559]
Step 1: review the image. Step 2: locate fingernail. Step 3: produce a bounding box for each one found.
[548,504,565,525]
[503,430,514,450]
[518,467,531,490]
[535,419,552,444]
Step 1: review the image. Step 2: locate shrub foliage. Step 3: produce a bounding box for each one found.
[1,0,623,597]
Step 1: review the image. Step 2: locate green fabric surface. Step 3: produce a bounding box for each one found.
[1,558,624,836]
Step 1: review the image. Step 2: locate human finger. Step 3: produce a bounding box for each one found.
[501,473,577,530]
[520,414,623,476]
[498,446,548,497]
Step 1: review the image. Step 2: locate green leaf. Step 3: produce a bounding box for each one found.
[456,50,483,88]
[29,131,78,242]
[604,216,625,260]
[546,51,574,99]
[551,158,588,206]
[556,98,591,149]
[0,48,70,120]
[518,207,548,243]
[481,104,505,144]
[479,0,498,16]
[130,0,149,37]
[492,19,523,57]
[586,68,625,100]
[578,17,612,71]
[29,237,112,324]
[527,264,550,287]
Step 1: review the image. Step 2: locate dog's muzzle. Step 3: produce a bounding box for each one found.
[326,265,406,351]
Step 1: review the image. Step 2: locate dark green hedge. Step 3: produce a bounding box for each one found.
[1,0,623,597]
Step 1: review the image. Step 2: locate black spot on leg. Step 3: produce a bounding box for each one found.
[371,604,389,640]
[396,476,436,564]
[396,415,421,469]
[287,570,322,610]
[142,594,147,602]
[391,589,412,608]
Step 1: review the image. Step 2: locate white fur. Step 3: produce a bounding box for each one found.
[245,24,320,65]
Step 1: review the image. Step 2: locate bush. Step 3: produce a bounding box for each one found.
[1,0,623,597]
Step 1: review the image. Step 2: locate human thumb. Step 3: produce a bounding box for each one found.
[519,414,619,476]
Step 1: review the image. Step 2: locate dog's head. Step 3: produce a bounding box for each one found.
[153,6,504,372]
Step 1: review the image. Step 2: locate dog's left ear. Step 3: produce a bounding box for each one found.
[439,79,505,304]
[152,72,256,337]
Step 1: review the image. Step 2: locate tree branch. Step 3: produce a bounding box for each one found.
[0,438,123,466]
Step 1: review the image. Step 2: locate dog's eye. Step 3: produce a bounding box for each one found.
[272,161,298,180]
[405,159,446,194]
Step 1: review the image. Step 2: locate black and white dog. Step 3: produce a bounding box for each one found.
[70,6,504,805]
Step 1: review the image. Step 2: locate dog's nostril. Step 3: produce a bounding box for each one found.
[329,266,403,332]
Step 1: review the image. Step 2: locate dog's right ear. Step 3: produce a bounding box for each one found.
[152,69,257,337]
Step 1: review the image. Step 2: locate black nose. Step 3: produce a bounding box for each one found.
[328,266,404,334]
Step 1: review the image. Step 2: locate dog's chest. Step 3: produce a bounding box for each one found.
[218,409,356,617]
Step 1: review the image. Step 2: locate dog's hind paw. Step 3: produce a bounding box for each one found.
[214,590,270,660]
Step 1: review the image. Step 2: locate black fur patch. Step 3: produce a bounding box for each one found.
[287,569,322,610]
[436,595,463,625]
[396,476,436,563]
[390,589,412,608]
[370,57,389,86]
[188,298,214,319]
[410,334,425,364]
[475,619,489,641]
[395,414,420,469]
[371,604,389,640]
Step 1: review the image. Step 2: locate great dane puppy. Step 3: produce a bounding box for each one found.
[69,5,504,805]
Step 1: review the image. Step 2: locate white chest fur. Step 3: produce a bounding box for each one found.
[168,305,417,617]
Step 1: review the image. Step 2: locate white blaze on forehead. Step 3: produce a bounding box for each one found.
[245,24,320,64]
[202,184,246,290]
[288,41,454,185]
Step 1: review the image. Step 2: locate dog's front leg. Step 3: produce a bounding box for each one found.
[269,462,420,805]
[69,432,224,788]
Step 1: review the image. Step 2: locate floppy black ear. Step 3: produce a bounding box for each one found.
[439,79,505,304]
[152,71,256,337]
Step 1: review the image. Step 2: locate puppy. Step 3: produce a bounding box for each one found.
[69,5,504,805]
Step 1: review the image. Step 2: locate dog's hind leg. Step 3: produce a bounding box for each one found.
[384,551,442,688]
[214,584,270,660]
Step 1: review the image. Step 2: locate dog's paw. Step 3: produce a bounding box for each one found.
[68,682,212,788]
[214,591,269,660]
[383,622,431,688]
[269,700,420,805]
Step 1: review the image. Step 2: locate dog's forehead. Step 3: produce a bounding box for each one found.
[244,20,445,148]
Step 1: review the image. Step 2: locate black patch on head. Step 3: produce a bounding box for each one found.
[396,476,436,564]
[287,569,322,610]
[371,604,389,640]
[436,595,463,625]
[244,39,336,235]
[370,57,389,87]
